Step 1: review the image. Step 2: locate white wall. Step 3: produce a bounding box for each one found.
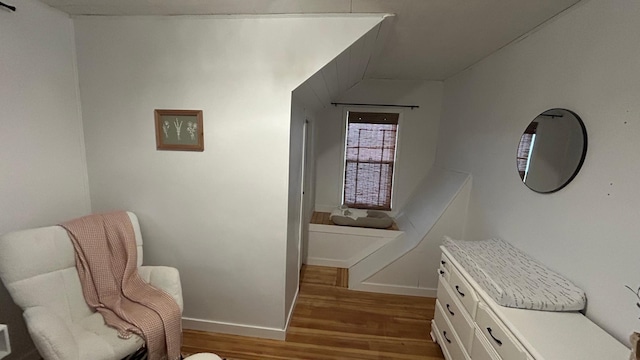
[0,1,90,359]
[314,79,443,214]
[74,14,383,336]
[307,226,401,268]
[437,0,640,344]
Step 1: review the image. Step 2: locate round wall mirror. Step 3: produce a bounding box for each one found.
[516,108,587,193]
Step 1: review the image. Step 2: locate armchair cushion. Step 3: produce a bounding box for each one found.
[138,266,184,312]
[23,306,142,360]
[76,312,143,359]
[23,306,79,360]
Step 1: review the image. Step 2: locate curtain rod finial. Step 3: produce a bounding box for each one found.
[0,1,16,11]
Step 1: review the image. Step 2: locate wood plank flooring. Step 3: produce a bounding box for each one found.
[310,211,400,231]
[182,266,444,360]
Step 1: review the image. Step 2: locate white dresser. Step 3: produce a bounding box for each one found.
[431,246,629,360]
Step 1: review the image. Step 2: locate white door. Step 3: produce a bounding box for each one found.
[298,120,309,272]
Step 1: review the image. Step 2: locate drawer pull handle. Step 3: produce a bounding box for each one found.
[455,285,465,297]
[439,270,445,276]
[441,260,446,265]
[446,304,454,316]
[487,327,503,346]
[443,331,452,344]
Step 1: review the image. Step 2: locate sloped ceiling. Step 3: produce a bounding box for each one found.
[39,0,582,80]
[293,19,387,110]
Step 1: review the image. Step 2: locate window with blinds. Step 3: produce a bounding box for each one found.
[342,111,399,211]
[517,122,538,180]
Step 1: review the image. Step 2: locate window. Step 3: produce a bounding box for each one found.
[342,111,399,210]
[517,122,538,181]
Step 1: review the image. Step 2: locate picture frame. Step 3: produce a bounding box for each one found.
[154,109,204,151]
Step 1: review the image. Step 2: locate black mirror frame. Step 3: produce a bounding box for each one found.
[517,108,588,194]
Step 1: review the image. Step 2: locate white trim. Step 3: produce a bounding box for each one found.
[309,223,402,237]
[71,13,394,20]
[305,257,351,268]
[284,285,300,331]
[295,119,309,282]
[339,107,349,206]
[182,317,286,340]
[350,282,437,298]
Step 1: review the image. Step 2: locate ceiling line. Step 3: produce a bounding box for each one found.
[445,0,585,82]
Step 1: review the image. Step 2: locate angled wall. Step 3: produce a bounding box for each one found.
[349,167,470,295]
[74,14,385,338]
[360,174,471,295]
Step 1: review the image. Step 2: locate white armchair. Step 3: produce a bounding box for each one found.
[0,212,183,360]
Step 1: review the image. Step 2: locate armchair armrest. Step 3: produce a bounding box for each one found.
[138,266,183,312]
[23,306,79,360]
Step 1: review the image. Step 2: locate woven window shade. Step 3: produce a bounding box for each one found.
[517,122,538,176]
[343,112,399,210]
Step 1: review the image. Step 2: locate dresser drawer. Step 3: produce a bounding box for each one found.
[471,329,500,360]
[437,278,474,351]
[475,302,526,360]
[433,300,470,360]
[448,265,479,318]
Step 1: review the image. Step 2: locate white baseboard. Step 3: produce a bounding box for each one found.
[350,282,437,297]
[305,257,349,268]
[182,317,286,340]
[284,286,299,332]
[183,284,300,342]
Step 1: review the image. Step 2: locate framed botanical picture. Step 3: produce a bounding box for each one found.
[154,109,204,151]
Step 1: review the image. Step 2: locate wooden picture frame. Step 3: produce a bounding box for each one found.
[154,109,204,151]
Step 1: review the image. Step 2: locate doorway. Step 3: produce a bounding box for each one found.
[297,119,310,273]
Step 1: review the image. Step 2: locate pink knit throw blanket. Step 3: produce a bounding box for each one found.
[62,211,182,360]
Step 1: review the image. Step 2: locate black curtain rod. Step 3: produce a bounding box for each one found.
[331,102,419,110]
[0,1,16,11]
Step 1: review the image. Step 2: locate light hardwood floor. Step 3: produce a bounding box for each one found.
[182,265,445,360]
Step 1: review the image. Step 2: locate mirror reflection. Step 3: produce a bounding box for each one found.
[516,108,587,193]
